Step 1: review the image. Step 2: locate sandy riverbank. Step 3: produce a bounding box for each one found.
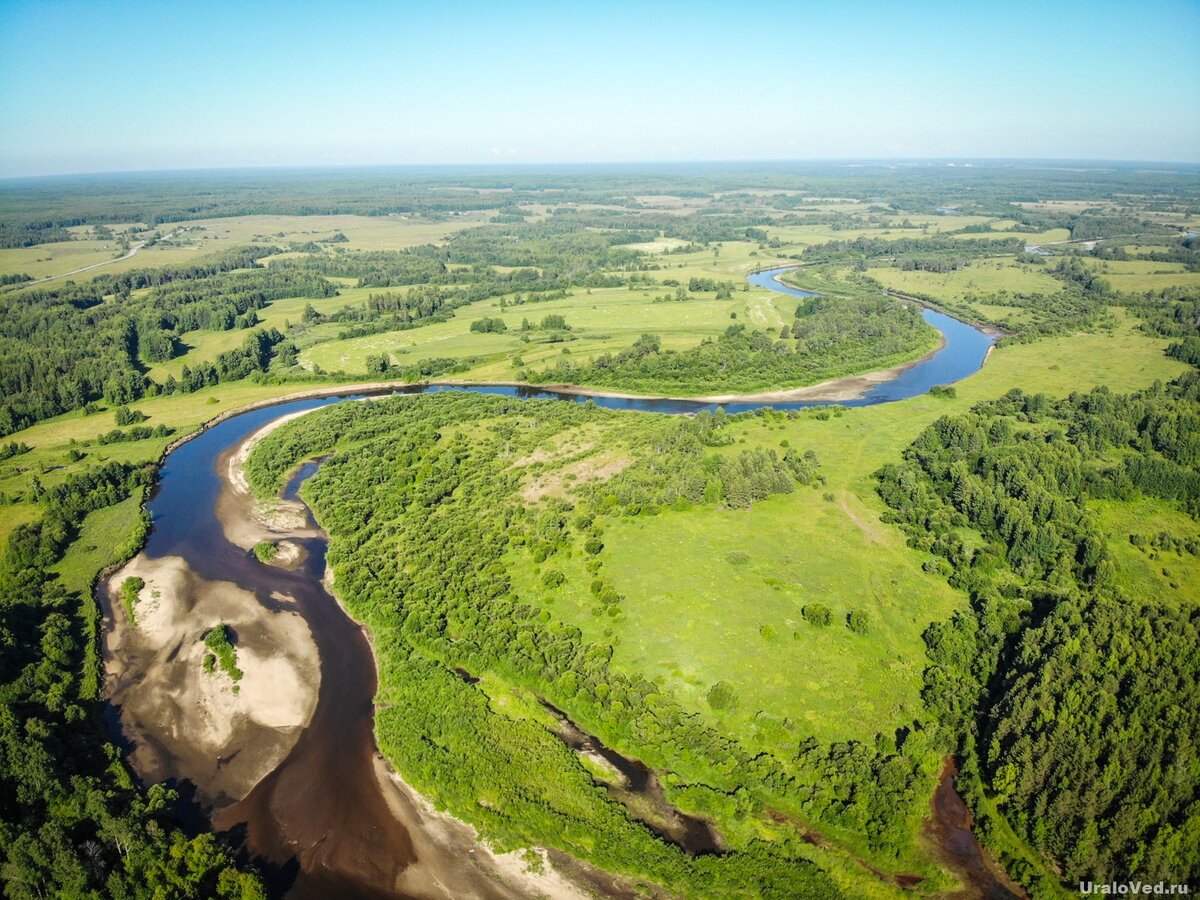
[218,408,325,550]
[102,552,320,805]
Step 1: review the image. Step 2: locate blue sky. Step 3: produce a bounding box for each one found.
[0,0,1197,176]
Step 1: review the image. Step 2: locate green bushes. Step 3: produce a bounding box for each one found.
[846,611,869,634]
[252,541,277,563]
[120,576,144,624]
[203,624,243,682]
[802,604,832,627]
[706,681,738,710]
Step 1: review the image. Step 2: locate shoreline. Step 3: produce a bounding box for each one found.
[210,413,620,899]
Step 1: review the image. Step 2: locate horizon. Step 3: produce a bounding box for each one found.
[3,156,1200,185]
[2,0,1198,178]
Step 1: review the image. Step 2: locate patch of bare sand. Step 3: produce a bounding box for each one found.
[220,409,322,550]
[103,554,319,805]
[373,757,593,900]
[266,539,307,570]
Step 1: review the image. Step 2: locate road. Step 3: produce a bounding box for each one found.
[3,229,181,292]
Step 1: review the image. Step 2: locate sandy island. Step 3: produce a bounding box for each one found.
[102,553,320,805]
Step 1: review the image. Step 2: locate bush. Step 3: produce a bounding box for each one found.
[203,624,243,681]
[120,576,144,624]
[847,610,869,634]
[706,680,738,710]
[802,604,832,627]
[114,406,148,426]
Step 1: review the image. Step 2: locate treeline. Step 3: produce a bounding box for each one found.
[876,373,1200,891]
[0,220,76,248]
[800,235,1024,269]
[0,248,329,435]
[246,394,948,896]
[3,164,1197,239]
[0,462,265,898]
[1067,211,1177,242]
[527,293,936,395]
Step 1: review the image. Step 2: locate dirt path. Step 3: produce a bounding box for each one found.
[6,228,184,290]
[838,493,886,544]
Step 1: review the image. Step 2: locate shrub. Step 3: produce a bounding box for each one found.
[802,604,832,627]
[706,680,738,710]
[847,610,869,634]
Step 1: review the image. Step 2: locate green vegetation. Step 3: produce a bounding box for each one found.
[4,163,1200,898]
[252,540,277,563]
[876,370,1200,891]
[119,576,144,625]
[247,393,930,895]
[203,624,244,682]
[527,293,938,395]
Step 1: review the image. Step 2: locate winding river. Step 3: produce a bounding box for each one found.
[102,269,1005,898]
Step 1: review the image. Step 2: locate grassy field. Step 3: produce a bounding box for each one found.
[1077,256,1200,293]
[501,311,1186,750]
[1091,498,1200,608]
[300,244,803,380]
[153,212,485,252]
[865,259,1062,299]
[0,213,486,287]
[50,495,144,593]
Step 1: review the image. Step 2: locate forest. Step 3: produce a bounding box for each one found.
[1,162,1198,898]
[876,371,1200,891]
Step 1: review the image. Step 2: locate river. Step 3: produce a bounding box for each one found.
[101,269,1007,898]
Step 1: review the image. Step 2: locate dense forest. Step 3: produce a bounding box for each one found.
[876,372,1200,890]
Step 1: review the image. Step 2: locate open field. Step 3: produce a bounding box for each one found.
[301,282,799,378]
[1077,256,1200,292]
[502,311,1186,750]
[0,213,487,287]
[1091,498,1200,609]
[50,494,144,593]
[864,259,1062,299]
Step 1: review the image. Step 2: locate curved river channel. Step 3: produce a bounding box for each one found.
[104,268,1011,898]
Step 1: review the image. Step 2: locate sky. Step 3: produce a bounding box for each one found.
[0,0,1198,178]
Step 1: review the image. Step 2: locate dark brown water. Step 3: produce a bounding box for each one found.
[539,700,724,856]
[928,759,1027,900]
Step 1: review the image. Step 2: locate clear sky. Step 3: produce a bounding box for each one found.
[1,0,1197,177]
